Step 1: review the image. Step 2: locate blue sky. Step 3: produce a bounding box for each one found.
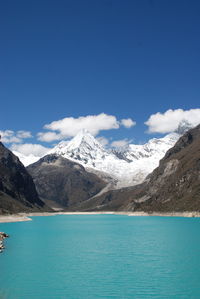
[0,0,200,154]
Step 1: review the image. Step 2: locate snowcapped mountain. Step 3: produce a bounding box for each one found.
[48,129,181,187]
[12,151,41,167]
[114,133,179,163]
[49,129,109,166]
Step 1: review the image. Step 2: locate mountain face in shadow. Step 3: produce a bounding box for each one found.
[0,142,45,214]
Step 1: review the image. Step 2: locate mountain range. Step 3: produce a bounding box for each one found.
[1,121,199,214]
[15,127,186,188]
[49,129,182,188]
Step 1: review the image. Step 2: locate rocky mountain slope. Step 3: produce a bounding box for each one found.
[72,124,200,212]
[0,142,46,214]
[27,154,106,209]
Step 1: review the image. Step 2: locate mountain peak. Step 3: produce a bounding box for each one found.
[66,129,103,151]
[49,129,107,165]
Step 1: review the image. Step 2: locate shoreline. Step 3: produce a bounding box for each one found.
[0,215,32,223]
[0,211,200,223]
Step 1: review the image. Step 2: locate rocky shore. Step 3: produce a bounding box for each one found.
[0,232,9,253]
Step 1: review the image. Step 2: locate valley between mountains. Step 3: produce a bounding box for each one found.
[0,122,200,214]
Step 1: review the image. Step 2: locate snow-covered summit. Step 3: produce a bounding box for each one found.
[120,133,179,162]
[67,129,104,151]
[49,129,109,164]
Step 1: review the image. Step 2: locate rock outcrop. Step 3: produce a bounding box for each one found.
[0,232,9,253]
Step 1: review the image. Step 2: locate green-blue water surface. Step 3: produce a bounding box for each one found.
[0,214,200,298]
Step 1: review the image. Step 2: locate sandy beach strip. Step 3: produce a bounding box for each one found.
[0,211,200,223]
[61,211,200,217]
[0,212,114,223]
[127,211,200,217]
[0,215,32,223]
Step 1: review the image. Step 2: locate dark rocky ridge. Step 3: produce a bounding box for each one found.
[0,142,46,214]
[72,124,200,212]
[27,154,107,209]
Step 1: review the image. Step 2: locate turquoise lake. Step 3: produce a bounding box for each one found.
[1,214,200,298]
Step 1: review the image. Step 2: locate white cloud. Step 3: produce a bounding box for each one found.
[111,139,132,148]
[38,113,121,142]
[16,130,32,139]
[121,118,136,128]
[37,131,61,142]
[145,108,200,133]
[10,143,50,157]
[0,130,32,143]
[38,114,137,142]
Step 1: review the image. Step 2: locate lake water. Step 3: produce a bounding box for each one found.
[0,214,200,298]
